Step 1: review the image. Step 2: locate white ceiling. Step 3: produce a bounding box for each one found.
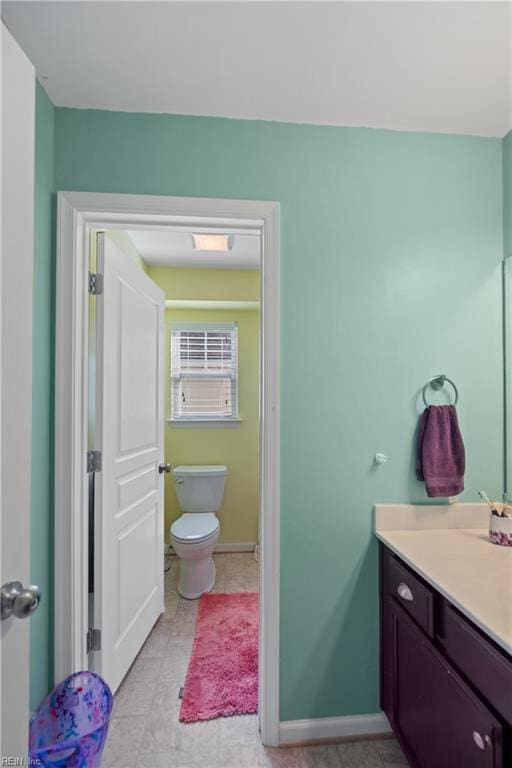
[2,1,511,137]
[126,228,261,269]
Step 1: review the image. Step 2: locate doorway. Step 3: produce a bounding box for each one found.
[54,193,280,747]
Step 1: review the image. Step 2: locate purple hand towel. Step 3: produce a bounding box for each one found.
[416,405,465,497]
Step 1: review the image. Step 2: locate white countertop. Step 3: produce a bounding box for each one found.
[375,504,512,656]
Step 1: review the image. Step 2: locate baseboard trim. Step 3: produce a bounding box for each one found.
[167,541,256,556]
[279,713,392,746]
[214,542,256,553]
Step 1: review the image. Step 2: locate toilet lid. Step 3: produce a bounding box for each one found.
[171,513,219,543]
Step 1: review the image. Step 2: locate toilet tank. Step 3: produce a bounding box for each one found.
[173,465,227,512]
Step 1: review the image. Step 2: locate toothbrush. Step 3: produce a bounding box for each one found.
[478,490,500,516]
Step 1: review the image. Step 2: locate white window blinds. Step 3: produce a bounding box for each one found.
[170,323,238,420]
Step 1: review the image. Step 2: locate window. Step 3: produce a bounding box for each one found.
[170,323,238,421]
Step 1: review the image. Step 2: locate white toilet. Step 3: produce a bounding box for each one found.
[170,465,227,599]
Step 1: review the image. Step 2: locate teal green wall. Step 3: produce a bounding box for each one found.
[31,83,55,710]
[504,131,512,259]
[51,108,503,720]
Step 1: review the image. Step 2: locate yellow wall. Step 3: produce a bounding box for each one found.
[147,266,260,545]
[107,229,147,272]
[147,266,259,301]
[90,230,147,272]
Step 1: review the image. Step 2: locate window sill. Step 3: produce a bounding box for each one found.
[167,418,243,429]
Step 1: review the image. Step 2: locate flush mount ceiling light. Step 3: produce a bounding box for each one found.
[192,234,234,252]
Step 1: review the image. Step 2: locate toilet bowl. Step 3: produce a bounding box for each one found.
[170,465,227,599]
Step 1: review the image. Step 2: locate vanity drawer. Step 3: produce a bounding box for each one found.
[444,604,512,726]
[387,555,434,637]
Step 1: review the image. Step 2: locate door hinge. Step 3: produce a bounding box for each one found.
[86,450,102,473]
[86,627,101,653]
[88,272,104,295]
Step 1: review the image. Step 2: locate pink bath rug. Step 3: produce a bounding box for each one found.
[179,592,259,722]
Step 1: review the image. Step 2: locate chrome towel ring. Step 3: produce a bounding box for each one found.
[422,375,458,407]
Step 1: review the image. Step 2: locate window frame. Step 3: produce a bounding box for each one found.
[169,321,240,423]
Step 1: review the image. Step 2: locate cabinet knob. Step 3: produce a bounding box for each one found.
[397,582,414,602]
[472,731,488,750]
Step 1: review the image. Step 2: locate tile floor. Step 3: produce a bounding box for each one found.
[103,553,409,768]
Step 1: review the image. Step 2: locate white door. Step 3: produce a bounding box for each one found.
[1,24,38,759]
[94,233,165,693]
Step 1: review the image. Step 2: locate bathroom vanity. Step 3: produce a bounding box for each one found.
[376,504,512,768]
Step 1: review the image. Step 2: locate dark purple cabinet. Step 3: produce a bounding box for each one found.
[393,601,502,767]
[388,555,434,637]
[444,605,512,727]
[380,544,510,768]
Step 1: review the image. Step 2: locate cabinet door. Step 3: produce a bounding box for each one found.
[392,602,502,768]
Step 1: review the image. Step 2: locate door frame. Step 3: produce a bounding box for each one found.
[54,191,280,746]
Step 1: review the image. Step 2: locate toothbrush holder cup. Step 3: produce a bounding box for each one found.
[489,513,512,547]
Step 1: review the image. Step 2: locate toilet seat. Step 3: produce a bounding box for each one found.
[171,513,219,544]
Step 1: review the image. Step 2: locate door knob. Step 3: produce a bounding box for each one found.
[158,463,172,474]
[1,581,41,620]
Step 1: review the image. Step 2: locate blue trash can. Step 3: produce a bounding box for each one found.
[29,671,113,767]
